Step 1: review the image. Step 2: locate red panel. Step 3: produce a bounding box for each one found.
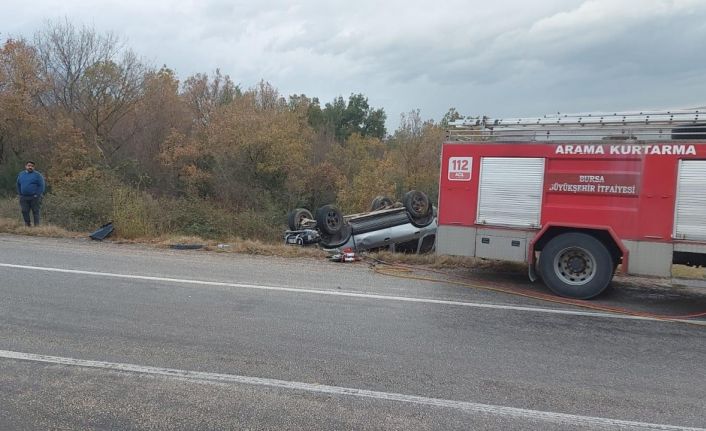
[438,144,478,226]
[438,141,706,242]
[638,155,679,240]
[542,157,642,239]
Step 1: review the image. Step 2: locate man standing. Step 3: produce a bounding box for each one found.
[16,161,45,226]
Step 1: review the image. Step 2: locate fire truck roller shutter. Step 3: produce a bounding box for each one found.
[674,160,706,241]
[477,157,544,228]
[538,232,614,299]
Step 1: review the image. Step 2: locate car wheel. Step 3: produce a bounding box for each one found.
[319,224,353,248]
[403,190,431,219]
[316,204,344,235]
[370,195,394,211]
[287,208,313,230]
[538,233,613,299]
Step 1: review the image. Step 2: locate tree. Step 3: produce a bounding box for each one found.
[336,157,396,213]
[34,19,147,164]
[49,118,101,183]
[204,82,314,211]
[125,66,190,184]
[362,106,386,139]
[387,110,444,202]
[329,132,385,180]
[0,38,46,165]
[319,93,387,142]
[440,107,463,127]
[182,69,239,130]
[158,129,214,197]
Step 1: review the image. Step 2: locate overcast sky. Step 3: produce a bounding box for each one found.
[2,0,706,131]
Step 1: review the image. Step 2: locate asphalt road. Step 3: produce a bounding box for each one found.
[0,234,704,430]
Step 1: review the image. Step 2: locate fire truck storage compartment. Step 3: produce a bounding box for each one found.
[477,157,545,227]
[436,226,476,257]
[674,160,706,241]
[475,228,535,262]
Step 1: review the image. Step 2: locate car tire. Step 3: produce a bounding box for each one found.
[319,224,352,248]
[403,190,433,227]
[538,232,614,299]
[316,204,344,235]
[403,190,431,218]
[370,196,394,211]
[287,208,313,230]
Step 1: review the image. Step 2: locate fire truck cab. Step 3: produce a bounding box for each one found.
[438,109,706,299]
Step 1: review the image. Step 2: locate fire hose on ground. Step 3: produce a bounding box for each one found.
[361,256,706,327]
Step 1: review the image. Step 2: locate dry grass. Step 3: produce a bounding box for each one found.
[2,214,703,279]
[0,218,327,259]
[223,239,327,257]
[367,250,527,272]
[137,234,328,258]
[0,198,18,218]
[672,264,706,279]
[0,217,78,238]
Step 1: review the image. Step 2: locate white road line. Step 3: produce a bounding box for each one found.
[0,349,702,431]
[0,263,700,325]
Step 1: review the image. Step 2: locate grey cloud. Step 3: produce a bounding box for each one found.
[1,0,705,130]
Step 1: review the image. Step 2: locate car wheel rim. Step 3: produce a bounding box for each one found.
[411,195,427,214]
[326,211,340,229]
[553,246,596,286]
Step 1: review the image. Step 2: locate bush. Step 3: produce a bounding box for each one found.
[0,196,19,219]
[232,208,282,242]
[2,177,286,242]
[43,169,117,231]
[158,197,232,239]
[111,187,156,239]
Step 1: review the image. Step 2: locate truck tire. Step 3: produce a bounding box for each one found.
[316,204,344,235]
[287,208,313,230]
[539,232,613,299]
[370,195,394,211]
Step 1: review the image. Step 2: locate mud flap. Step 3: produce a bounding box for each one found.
[528,261,538,282]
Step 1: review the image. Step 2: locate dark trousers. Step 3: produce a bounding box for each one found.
[19,195,41,226]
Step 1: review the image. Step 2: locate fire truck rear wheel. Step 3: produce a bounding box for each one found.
[539,233,613,299]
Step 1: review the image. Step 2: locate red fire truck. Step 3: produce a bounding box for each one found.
[437,109,706,299]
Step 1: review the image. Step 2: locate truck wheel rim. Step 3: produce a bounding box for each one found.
[553,246,596,286]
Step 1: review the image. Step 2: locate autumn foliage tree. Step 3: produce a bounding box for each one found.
[0,18,454,241]
[34,19,146,165]
[0,38,48,190]
[387,110,445,203]
[204,82,313,212]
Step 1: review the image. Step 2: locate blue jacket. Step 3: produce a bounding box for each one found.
[16,170,46,197]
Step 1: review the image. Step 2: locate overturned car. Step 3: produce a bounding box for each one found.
[285,190,437,254]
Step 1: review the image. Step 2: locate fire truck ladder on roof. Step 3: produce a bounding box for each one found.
[447,108,706,142]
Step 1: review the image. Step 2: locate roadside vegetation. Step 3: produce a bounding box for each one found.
[0,19,461,244]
